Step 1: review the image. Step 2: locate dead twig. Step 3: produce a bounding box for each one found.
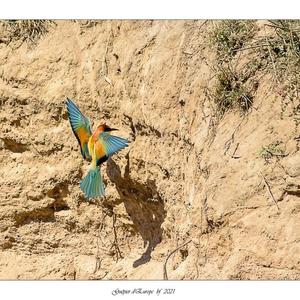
[93,256,102,274]
[262,175,280,211]
[110,213,123,261]
[224,116,246,155]
[135,36,156,55]
[264,23,286,30]
[232,43,269,52]
[230,142,241,159]
[94,210,109,272]
[182,50,193,55]
[199,20,209,31]
[163,240,192,280]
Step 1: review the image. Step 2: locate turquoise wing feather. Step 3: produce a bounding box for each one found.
[66,98,92,160]
[99,132,129,157]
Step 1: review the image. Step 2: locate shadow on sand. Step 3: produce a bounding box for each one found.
[106,155,166,268]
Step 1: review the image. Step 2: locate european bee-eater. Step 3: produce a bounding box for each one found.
[66,98,129,199]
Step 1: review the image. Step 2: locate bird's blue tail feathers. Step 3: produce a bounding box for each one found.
[80,167,105,199]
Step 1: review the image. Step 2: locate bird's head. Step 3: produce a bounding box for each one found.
[99,123,118,132]
[93,123,118,140]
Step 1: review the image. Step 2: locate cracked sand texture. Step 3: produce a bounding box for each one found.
[0,20,299,279]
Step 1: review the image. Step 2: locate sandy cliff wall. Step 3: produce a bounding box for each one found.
[0,20,299,279]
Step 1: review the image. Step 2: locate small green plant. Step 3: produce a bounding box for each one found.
[2,20,55,43]
[259,140,287,163]
[210,20,257,61]
[214,67,254,114]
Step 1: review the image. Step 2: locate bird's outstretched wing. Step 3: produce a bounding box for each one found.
[66,98,92,160]
[99,132,129,157]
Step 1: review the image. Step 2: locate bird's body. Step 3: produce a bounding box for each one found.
[66,98,129,199]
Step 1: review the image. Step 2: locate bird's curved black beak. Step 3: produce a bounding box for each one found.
[109,128,118,131]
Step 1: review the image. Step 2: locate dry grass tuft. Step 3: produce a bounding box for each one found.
[1,20,55,43]
[207,20,258,116]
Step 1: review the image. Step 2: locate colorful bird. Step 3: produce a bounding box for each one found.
[66,98,129,199]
